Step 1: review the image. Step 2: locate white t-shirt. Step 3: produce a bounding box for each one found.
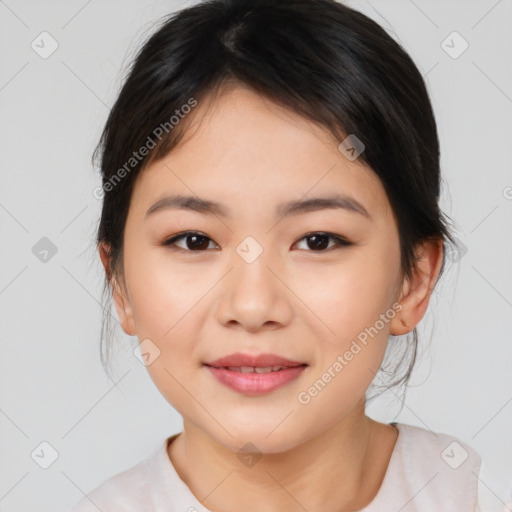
[69,422,509,512]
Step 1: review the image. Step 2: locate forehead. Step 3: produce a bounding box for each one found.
[131,85,392,224]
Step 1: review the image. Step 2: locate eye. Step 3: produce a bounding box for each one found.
[294,232,353,251]
[162,231,219,251]
[162,230,353,252]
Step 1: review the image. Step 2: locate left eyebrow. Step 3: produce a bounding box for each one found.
[145,193,371,220]
[277,194,371,220]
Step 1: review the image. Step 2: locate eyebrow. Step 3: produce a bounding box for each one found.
[145,193,371,220]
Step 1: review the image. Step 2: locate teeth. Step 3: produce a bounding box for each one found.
[225,366,287,373]
[255,367,273,373]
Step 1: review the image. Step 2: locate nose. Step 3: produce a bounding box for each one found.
[214,251,294,333]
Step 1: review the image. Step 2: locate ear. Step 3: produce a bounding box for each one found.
[98,242,137,336]
[390,238,444,336]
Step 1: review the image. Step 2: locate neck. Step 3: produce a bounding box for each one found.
[167,401,393,512]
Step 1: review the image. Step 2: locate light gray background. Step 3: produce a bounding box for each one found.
[1,1,511,511]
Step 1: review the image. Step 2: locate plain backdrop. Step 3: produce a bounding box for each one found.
[0,1,511,511]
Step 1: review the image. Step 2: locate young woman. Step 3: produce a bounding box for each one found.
[71,0,506,510]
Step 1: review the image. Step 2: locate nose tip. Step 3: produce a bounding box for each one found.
[214,259,294,333]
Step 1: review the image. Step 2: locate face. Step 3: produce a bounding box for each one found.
[109,85,406,453]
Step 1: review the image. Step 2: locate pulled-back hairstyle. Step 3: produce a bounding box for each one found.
[93,0,456,406]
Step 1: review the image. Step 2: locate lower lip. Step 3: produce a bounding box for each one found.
[205,365,307,395]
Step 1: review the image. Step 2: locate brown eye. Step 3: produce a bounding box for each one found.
[163,232,217,251]
[295,232,352,251]
[162,231,352,253]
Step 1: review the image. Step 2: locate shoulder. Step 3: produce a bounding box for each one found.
[396,422,481,463]
[392,422,482,509]
[69,444,159,512]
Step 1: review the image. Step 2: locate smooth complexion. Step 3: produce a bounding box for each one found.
[100,84,443,511]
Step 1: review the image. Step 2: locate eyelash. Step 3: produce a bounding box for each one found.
[161,231,353,252]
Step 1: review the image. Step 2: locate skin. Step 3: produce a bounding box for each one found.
[99,84,443,511]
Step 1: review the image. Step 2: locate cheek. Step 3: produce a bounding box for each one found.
[294,252,398,341]
[123,244,195,339]
[294,246,400,403]
[292,260,395,417]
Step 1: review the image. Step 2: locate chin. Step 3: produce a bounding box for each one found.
[209,423,307,456]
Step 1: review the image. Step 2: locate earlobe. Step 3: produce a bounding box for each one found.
[390,291,411,336]
[97,242,137,336]
[390,239,443,336]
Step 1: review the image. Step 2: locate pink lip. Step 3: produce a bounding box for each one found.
[204,352,308,396]
[206,352,306,368]
[205,366,307,395]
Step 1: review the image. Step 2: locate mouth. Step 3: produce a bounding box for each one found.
[204,352,307,369]
[205,365,304,373]
[203,353,308,395]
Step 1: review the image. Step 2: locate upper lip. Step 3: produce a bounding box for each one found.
[205,352,307,368]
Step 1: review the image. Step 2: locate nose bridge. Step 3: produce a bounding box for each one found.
[215,241,293,331]
[231,242,278,307]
